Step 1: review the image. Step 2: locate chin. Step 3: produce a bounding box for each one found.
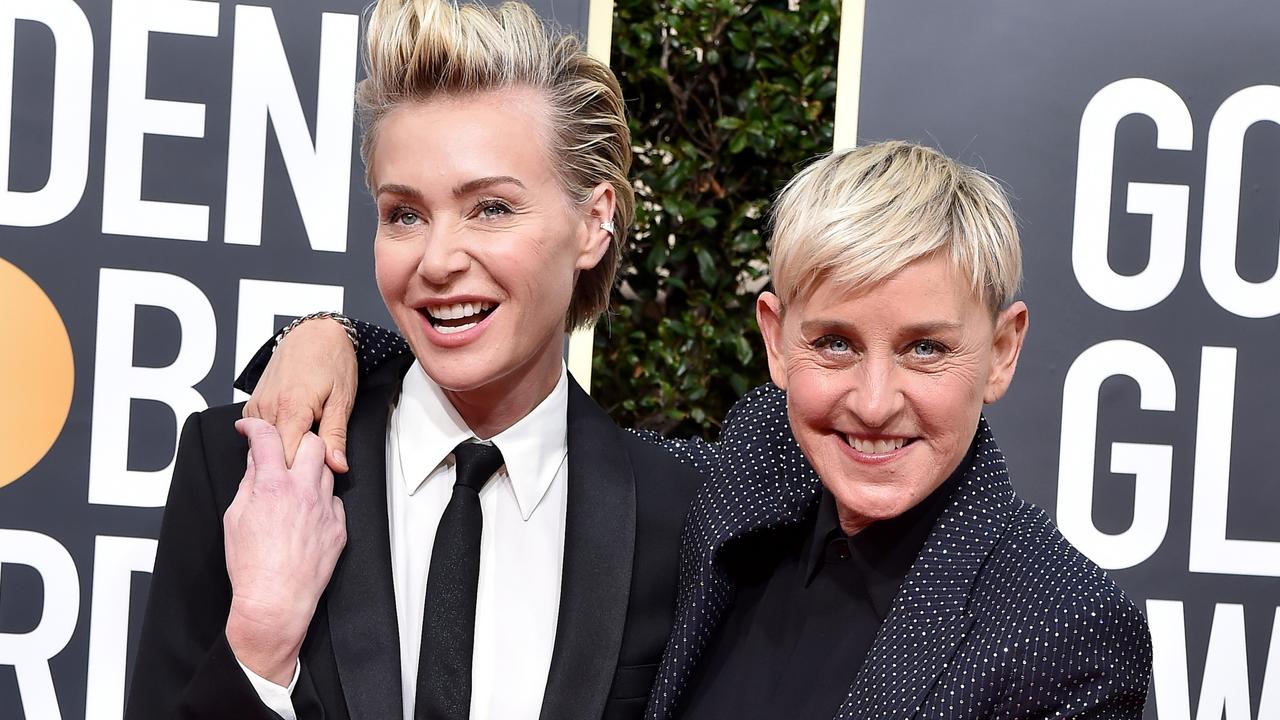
[827,481,912,525]
[416,351,511,392]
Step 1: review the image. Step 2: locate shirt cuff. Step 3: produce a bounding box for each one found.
[236,657,301,720]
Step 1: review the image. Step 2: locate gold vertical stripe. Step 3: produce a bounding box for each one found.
[585,0,615,63]
[832,0,866,151]
[567,0,616,388]
[566,325,596,389]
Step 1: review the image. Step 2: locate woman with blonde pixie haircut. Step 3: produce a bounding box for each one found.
[656,141,1149,719]
[125,1,702,719]
[239,139,1151,720]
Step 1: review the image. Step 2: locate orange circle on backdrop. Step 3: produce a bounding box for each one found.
[0,258,74,487]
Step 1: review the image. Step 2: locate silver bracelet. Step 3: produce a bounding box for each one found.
[274,311,360,352]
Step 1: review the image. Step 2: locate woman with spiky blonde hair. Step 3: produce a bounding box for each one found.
[126,2,701,719]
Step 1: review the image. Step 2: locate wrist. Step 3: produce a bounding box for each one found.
[275,311,359,352]
[226,601,307,686]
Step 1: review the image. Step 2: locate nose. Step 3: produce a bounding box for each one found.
[415,224,470,285]
[846,356,905,428]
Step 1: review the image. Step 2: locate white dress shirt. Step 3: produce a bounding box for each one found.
[241,360,569,720]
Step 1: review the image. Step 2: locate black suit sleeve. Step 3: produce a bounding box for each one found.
[626,431,721,477]
[234,318,409,394]
[126,412,312,720]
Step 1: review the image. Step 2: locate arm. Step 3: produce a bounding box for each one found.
[126,414,346,720]
[627,431,721,477]
[233,317,407,394]
[234,316,407,471]
[995,594,1152,719]
[126,413,290,720]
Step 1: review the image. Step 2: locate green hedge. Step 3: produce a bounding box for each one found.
[595,0,840,437]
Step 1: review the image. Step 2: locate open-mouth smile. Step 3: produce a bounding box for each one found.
[423,301,497,334]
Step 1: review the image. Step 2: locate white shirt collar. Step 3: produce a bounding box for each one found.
[392,360,569,521]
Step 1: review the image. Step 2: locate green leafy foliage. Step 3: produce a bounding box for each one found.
[594,0,840,437]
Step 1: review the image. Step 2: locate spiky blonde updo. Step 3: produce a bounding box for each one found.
[357,0,633,329]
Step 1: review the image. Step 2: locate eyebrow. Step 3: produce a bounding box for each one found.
[374,183,423,200]
[452,176,525,197]
[373,176,526,201]
[800,319,965,336]
[901,320,964,335]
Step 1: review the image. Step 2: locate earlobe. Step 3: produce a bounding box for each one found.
[576,183,617,270]
[756,292,790,390]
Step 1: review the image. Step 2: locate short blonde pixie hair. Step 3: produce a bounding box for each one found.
[769,141,1021,314]
[357,0,633,330]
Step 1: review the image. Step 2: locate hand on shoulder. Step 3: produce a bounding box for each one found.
[243,317,357,473]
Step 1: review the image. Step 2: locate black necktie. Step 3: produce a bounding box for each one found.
[416,441,505,720]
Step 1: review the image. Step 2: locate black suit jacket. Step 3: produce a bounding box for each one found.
[126,353,701,720]
[643,384,1153,720]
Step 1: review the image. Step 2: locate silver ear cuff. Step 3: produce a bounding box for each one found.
[600,220,616,235]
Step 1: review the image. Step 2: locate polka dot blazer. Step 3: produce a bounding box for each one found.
[641,383,1153,720]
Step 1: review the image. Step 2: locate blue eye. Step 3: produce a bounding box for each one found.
[477,200,513,218]
[815,335,852,353]
[911,340,945,357]
[390,209,420,226]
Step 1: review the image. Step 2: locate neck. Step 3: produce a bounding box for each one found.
[443,336,564,439]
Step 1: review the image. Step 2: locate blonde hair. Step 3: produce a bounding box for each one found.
[769,141,1022,313]
[357,0,633,329]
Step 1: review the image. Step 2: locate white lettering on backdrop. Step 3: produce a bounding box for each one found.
[0,3,359,716]
[1066,77,1280,720]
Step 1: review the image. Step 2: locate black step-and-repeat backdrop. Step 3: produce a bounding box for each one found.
[4,0,1279,718]
[0,1,587,717]
[855,1,1280,718]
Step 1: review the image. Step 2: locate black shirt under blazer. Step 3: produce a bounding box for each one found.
[125,353,701,720]
[645,384,1153,720]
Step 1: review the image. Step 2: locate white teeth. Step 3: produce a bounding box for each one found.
[847,436,906,454]
[436,321,478,334]
[427,301,495,320]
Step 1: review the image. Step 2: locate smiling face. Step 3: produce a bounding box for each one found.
[757,253,1028,534]
[369,88,613,435]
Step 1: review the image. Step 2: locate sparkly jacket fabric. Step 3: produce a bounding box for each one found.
[643,384,1153,720]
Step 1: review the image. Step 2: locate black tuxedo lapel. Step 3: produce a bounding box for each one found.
[837,417,1017,719]
[326,354,413,719]
[539,377,637,720]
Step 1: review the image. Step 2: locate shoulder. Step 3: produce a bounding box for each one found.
[183,402,250,457]
[171,402,251,510]
[621,428,706,496]
[991,500,1131,603]
[974,497,1150,654]
[190,401,249,432]
[955,495,1153,714]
